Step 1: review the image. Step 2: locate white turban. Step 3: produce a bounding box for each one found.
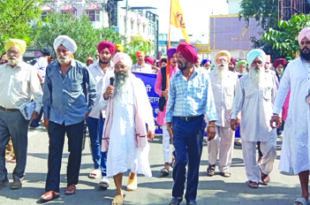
[53,35,77,53]
[113,52,133,68]
[247,49,266,66]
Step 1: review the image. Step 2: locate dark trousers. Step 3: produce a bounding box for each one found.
[0,110,29,181]
[172,116,205,202]
[86,116,107,176]
[45,121,84,192]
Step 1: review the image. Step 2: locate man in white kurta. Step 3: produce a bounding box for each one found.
[102,52,155,204]
[207,50,238,177]
[271,27,310,205]
[231,49,277,188]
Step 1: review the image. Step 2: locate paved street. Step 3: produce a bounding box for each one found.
[0,126,301,205]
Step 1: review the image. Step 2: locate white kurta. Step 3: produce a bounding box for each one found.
[106,75,154,177]
[231,73,277,142]
[273,58,310,175]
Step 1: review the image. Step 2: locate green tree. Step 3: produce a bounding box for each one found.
[239,0,278,31]
[262,14,310,57]
[0,0,42,54]
[35,12,122,62]
[127,35,153,64]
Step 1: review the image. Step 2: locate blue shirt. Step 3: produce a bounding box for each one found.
[165,67,218,122]
[43,60,96,126]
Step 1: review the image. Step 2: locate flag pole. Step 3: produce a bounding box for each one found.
[166,0,173,88]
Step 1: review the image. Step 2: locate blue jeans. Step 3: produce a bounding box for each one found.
[86,116,107,176]
[45,121,84,192]
[171,116,205,202]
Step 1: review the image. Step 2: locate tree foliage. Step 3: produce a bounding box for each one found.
[35,12,123,62]
[239,0,278,31]
[0,0,42,54]
[127,35,153,64]
[262,14,310,57]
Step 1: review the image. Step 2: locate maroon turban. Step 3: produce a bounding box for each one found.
[273,58,287,68]
[167,48,177,59]
[176,42,198,64]
[144,56,154,65]
[97,41,115,55]
[230,57,236,66]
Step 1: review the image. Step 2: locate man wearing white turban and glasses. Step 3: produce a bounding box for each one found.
[40,35,96,202]
[102,52,155,204]
[271,27,310,205]
[231,49,277,189]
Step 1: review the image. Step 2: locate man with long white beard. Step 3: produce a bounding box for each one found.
[207,50,238,177]
[40,35,96,202]
[102,52,155,204]
[230,49,277,189]
[0,39,42,190]
[270,27,310,205]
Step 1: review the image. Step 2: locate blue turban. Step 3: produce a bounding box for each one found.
[247,49,266,66]
[201,58,211,66]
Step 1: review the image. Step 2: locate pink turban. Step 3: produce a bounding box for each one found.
[273,58,287,68]
[298,27,310,46]
[97,41,115,54]
[167,48,177,59]
[176,42,198,64]
[113,52,132,68]
[144,56,154,65]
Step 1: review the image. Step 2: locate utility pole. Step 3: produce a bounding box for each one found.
[124,0,129,44]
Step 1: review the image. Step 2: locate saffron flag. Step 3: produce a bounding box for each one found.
[170,0,189,43]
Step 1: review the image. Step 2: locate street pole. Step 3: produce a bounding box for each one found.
[124,0,128,44]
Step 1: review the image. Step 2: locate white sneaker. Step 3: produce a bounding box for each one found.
[99,177,110,189]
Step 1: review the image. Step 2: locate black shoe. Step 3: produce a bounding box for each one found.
[161,167,170,176]
[0,179,9,189]
[187,200,197,205]
[169,197,182,205]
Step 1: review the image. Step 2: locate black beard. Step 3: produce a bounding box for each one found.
[178,61,189,71]
[99,59,109,65]
[300,48,310,61]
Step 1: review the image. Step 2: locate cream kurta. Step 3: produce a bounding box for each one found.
[273,58,310,175]
[105,74,154,177]
[231,73,277,142]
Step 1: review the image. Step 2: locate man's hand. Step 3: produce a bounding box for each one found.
[104,85,115,100]
[166,122,173,139]
[44,118,49,129]
[85,111,90,119]
[207,121,216,141]
[162,89,169,100]
[147,130,155,141]
[270,115,282,129]
[30,111,38,121]
[230,118,240,131]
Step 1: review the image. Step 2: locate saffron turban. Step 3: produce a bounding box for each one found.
[4,39,27,54]
[53,35,77,53]
[115,44,124,52]
[215,50,231,63]
[236,60,247,68]
[136,51,145,57]
[97,41,115,55]
[167,48,177,59]
[298,27,310,46]
[176,42,198,64]
[247,49,266,66]
[201,59,211,66]
[273,58,287,68]
[144,56,154,65]
[113,52,132,68]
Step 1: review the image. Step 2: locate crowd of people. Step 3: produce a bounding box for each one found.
[1,27,310,205]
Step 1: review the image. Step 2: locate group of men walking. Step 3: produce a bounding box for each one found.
[1,27,310,205]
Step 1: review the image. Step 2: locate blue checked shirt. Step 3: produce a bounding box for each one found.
[43,60,96,126]
[165,68,218,122]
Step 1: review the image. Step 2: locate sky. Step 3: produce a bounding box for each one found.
[119,0,229,42]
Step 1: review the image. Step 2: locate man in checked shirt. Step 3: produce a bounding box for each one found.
[166,42,218,205]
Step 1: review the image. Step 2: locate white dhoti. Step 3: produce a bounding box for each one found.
[208,126,235,172]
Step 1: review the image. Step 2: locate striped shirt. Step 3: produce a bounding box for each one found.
[165,67,218,122]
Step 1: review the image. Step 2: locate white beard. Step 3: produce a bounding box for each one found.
[115,72,130,97]
[8,56,21,66]
[249,66,265,87]
[216,64,228,80]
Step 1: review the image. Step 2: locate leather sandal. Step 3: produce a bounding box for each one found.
[207,165,215,176]
[248,181,259,188]
[261,172,270,185]
[40,191,60,202]
[65,184,76,195]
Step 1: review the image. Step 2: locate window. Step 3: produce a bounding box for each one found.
[87,10,100,22]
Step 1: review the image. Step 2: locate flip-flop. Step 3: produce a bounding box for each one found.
[294,197,308,205]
